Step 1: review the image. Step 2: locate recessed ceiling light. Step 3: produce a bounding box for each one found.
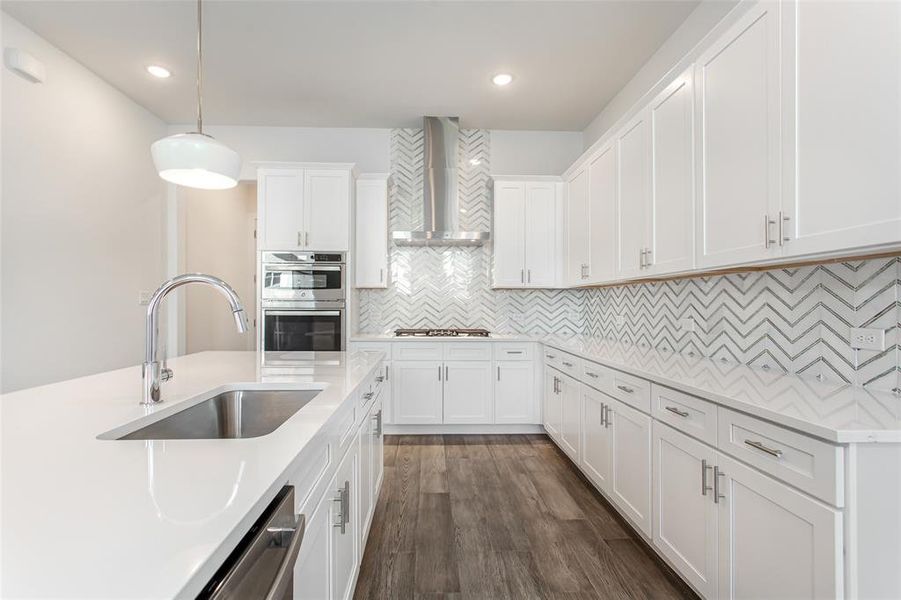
[147,65,171,78]
[492,73,513,87]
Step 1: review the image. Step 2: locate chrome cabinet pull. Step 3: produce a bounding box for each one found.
[380,268,384,283]
[764,215,776,248]
[305,231,310,247]
[497,365,501,381]
[553,376,560,394]
[604,405,612,428]
[297,231,303,247]
[372,410,383,436]
[665,406,689,418]
[546,354,557,360]
[640,248,646,268]
[701,459,713,496]
[562,361,573,367]
[438,365,442,381]
[445,365,449,380]
[376,375,385,383]
[599,402,606,426]
[506,350,523,355]
[333,481,350,533]
[779,211,791,245]
[645,248,652,267]
[713,466,725,503]
[384,365,389,381]
[527,269,532,283]
[520,269,524,284]
[586,371,599,379]
[744,439,784,458]
[616,384,634,394]
[363,391,374,401]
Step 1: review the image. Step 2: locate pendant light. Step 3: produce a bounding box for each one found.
[151,0,241,190]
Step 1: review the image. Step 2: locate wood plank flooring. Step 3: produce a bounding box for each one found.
[354,434,697,600]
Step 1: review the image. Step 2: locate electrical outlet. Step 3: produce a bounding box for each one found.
[138,290,153,305]
[850,327,885,351]
[614,315,625,328]
[677,317,696,332]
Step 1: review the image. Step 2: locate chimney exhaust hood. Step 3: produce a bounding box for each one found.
[392,117,490,246]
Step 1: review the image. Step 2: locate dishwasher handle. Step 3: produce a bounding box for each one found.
[265,513,306,600]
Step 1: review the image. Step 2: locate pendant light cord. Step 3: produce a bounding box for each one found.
[196,0,203,134]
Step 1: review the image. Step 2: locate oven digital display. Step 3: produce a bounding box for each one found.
[265,270,332,290]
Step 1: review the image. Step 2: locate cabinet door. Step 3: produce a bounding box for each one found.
[716,453,842,600]
[494,361,537,424]
[616,113,652,279]
[581,386,613,494]
[648,71,695,276]
[695,2,781,269]
[294,486,331,600]
[559,373,581,462]
[493,181,526,287]
[443,361,493,424]
[781,0,901,257]
[524,182,557,287]
[330,444,357,600]
[355,178,389,288]
[653,423,718,598]
[258,168,304,250]
[304,169,350,251]
[359,410,374,545]
[587,145,617,284]
[392,361,443,424]
[543,366,562,439]
[609,398,652,536]
[372,397,385,494]
[565,167,590,285]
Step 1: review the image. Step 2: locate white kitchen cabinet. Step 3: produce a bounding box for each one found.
[371,397,384,493]
[609,397,652,537]
[716,452,842,600]
[565,167,590,285]
[559,372,581,462]
[492,179,559,288]
[358,409,373,547]
[330,439,357,600]
[354,175,389,288]
[257,165,353,251]
[294,486,332,600]
[647,71,695,276]
[258,168,305,250]
[304,169,351,251]
[653,423,718,599]
[781,0,901,258]
[494,361,537,424]
[544,366,562,439]
[581,386,613,493]
[443,361,493,424]
[616,113,651,279]
[392,360,443,425]
[695,2,781,269]
[587,144,617,285]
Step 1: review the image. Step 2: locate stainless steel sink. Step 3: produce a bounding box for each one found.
[117,389,319,440]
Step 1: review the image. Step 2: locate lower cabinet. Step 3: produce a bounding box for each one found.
[443,361,493,424]
[360,396,384,544]
[559,372,581,462]
[330,439,358,600]
[293,488,332,600]
[392,360,443,424]
[609,397,652,537]
[581,385,613,494]
[494,361,537,423]
[543,366,562,440]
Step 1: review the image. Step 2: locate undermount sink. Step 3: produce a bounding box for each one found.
[117,389,319,440]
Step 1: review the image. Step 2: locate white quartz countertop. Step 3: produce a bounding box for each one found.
[0,350,383,600]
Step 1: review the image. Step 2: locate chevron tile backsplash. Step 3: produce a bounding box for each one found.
[356,128,900,390]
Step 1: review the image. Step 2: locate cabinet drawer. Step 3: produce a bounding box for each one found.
[393,342,443,361]
[581,360,612,394]
[349,341,393,358]
[444,342,492,361]
[494,342,532,361]
[543,347,564,370]
[555,352,582,378]
[718,408,843,506]
[651,384,717,446]
[609,370,651,413]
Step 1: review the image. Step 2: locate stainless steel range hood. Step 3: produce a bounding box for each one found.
[392,117,490,246]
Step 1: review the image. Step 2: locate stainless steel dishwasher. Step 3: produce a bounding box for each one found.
[197,486,305,600]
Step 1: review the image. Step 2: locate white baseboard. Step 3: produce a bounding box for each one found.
[383,424,546,435]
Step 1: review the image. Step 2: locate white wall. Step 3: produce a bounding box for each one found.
[1,14,168,392]
[489,130,583,176]
[582,0,738,149]
[166,125,392,178]
[182,183,257,353]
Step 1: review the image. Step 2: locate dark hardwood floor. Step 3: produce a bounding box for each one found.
[354,434,697,600]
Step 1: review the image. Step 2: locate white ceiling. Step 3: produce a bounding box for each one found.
[2,1,699,130]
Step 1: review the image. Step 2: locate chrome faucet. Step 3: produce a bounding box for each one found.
[142,273,248,404]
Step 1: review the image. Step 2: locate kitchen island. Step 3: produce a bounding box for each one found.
[0,350,385,599]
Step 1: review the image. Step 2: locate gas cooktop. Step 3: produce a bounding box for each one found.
[394,328,491,338]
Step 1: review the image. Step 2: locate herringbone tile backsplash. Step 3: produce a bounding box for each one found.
[356,129,900,390]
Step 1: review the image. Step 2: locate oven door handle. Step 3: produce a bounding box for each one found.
[265,311,342,317]
[263,265,343,272]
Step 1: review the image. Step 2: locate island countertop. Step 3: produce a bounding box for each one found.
[0,350,384,600]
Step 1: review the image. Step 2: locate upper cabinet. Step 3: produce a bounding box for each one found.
[694,2,781,270]
[257,164,354,251]
[355,174,390,288]
[586,145,617,284]
[565,168,590,286]
[492,178,561,288]
[616,112,652,280]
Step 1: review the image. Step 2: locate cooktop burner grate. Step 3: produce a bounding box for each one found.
[394,328,490,337]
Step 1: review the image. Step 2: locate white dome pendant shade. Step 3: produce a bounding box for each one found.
[151,0,241,190]
[152,133,241,190]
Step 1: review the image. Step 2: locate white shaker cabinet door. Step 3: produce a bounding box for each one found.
[616,113,652,280]
[587,145,617,285]
[781,0,901,257]
[566,167,590,285]
[258,168,304,250]
[558,373,581,463]
[493,181,527,287]
[581,386,613,494]
[494,361,537,424]
[443,361,493,424]
[715,453,842,600]
[648,71,695,277]
[524,182,557,287]
[544,366,562,440]
[304,169,350,251]
[652,423,718,599]
[354,177,389,288]
[392,361,444,424]
[609,397,652,537]
[293,487,331,600]
[695,2,782,269]
[330,443,358,600]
